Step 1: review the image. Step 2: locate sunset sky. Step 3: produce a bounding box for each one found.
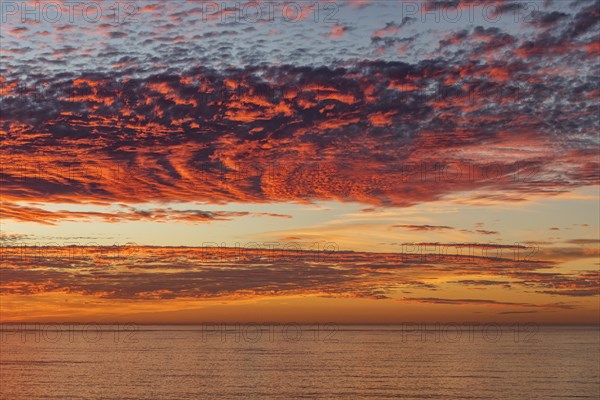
[0,0,598,323]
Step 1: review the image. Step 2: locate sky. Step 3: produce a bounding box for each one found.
[0,0,598,324]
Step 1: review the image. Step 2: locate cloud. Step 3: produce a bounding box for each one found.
[2,0,598,216]
[371,18,415,39]
[400,297,574,309]
[391,224,456,231]
[527,11,569,29]
[451,280,511,287]
[476,230,499,235]
[328,24,347,39]
[0,203,291,225]
[0,244,597,301]
[565,239,600,245]
[1,59,597,213]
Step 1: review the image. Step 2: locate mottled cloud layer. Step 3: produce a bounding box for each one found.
[1,244,597,301]
[1,55,597,221]
[2,2,599,224]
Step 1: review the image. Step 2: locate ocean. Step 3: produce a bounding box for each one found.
[1,325,598,399]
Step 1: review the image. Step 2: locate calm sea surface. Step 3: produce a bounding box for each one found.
[1,325,598,399]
